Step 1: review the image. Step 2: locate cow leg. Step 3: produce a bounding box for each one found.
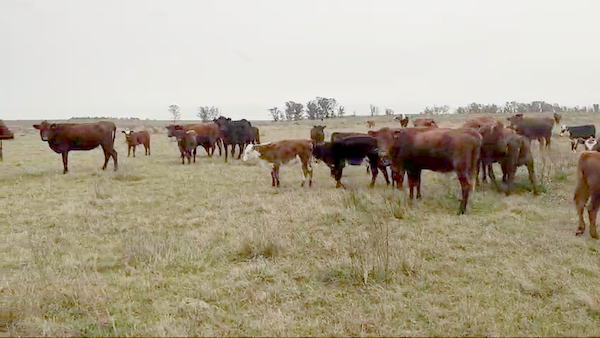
[457,170,471,215]
[218,139,223,156]
[407,171,420,200]
[527,161,538,195]
[127,145,131,157]
[300,157,313,187]
[272,163,281,187]
[589,195,600,239]
[334,161,345,189]
[237,144,244,160]
[193,148,197,163]
[132,145,136,157]
[367,156,380,188]
[101,147,111,171]
[487,163,500,190]
[112,148,118,171]
[62,152,69,174]
[224,144,229,162]
[147,143,151,156]
[574,179,590,236]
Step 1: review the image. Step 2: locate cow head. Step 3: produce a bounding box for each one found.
[585,137,598,151]
[559,125,568,136]
[165,124,184,138]
[242,143,260,162]
[368,128,395,158]
[554,113,562,124]
[32,121,57,141]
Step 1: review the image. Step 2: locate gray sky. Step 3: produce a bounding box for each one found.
[1,0,598,121]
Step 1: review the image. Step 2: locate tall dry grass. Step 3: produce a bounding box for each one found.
[1,114,600,336]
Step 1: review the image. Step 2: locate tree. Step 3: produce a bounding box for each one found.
[168,104,181,123]
[197,106,221,122]
[306,100,319,120]
[337,106,346,118]
[370,104,380,116]
[594,104,599,113]
[316,97,337,119]
[268,107,283,122]
[284,101,304,121]
[385,108,394,116]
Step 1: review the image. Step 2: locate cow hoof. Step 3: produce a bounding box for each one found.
[576,231,585,236]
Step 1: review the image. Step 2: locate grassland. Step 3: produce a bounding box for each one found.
[1,113,600,336]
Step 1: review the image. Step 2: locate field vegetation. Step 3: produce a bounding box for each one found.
[2,113,600,336]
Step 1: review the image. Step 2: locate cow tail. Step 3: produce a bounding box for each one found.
[112,126,117,144]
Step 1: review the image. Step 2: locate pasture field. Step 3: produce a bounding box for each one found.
[2,114,600,336]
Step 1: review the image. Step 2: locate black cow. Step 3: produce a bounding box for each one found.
[560,124,596,151]
[312,135,389,188]
[213,116,255,162]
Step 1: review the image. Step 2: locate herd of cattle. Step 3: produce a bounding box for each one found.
[1,113,600,238]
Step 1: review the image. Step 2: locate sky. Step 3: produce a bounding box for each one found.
[1,0,598,121]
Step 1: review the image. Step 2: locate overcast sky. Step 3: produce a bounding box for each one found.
[1,0,598,121]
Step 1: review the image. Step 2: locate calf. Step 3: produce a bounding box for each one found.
[242,140,313,187]
[310,125,326,145]
[499,131,537,195]
[386,128,482,214]
[165,123,222,157]
[395,115,409,127]
[506,114,554,150]
[412,117,438,128]
[33,120,118,174]
[122,130,151,157]
[559,124,596,151]
[214,116,254,162]
[574,152,600,239]
[313,135,387,189]
[173,130,198,164]
[366,120,376,128]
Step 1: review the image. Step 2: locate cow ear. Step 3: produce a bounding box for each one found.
[33,124,41,129]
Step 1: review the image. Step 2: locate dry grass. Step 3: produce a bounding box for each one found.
[1,114,600,336]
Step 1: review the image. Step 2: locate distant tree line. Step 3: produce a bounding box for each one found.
[69,116,142,120]
[421,101,600,115]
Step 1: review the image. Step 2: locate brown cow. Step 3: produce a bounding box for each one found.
[165,123,222,156]
[173,130,198,164]
[366,120,376,128]
[463,116,503,129]
[368,127,404,187]
[310,125,326,145]
[0,120,14,161]
[242,140,313,187]
[477,126,537,195]
[574,152,600,239]
[122,130,150,157]
[394,116,408,128]
[412,117,438,128]
[554,113,562,124]
[33,121,118,174]
[251,126,260,144]
[506,113,554,150]
[383,127,482,214]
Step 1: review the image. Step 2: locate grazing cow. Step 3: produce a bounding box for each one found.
[412,117,438,128]
[122,130,151,157]
[463,118,506,185]
[506,114,554,150]
[312,135,388,189]
[395,115,409,127]
[477,126,537,195]
[384,127,482,214]
[0,120,14,161]
[574,152,600,239]
[366,120,376,128]
[173,130,198,164]
[310,125,326,145]
[165,123,222,157]
[250,127,261,144]
[559,124,596,151]
[242,140,313,187]
[32,121,118,174]
[213,116,255,162]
